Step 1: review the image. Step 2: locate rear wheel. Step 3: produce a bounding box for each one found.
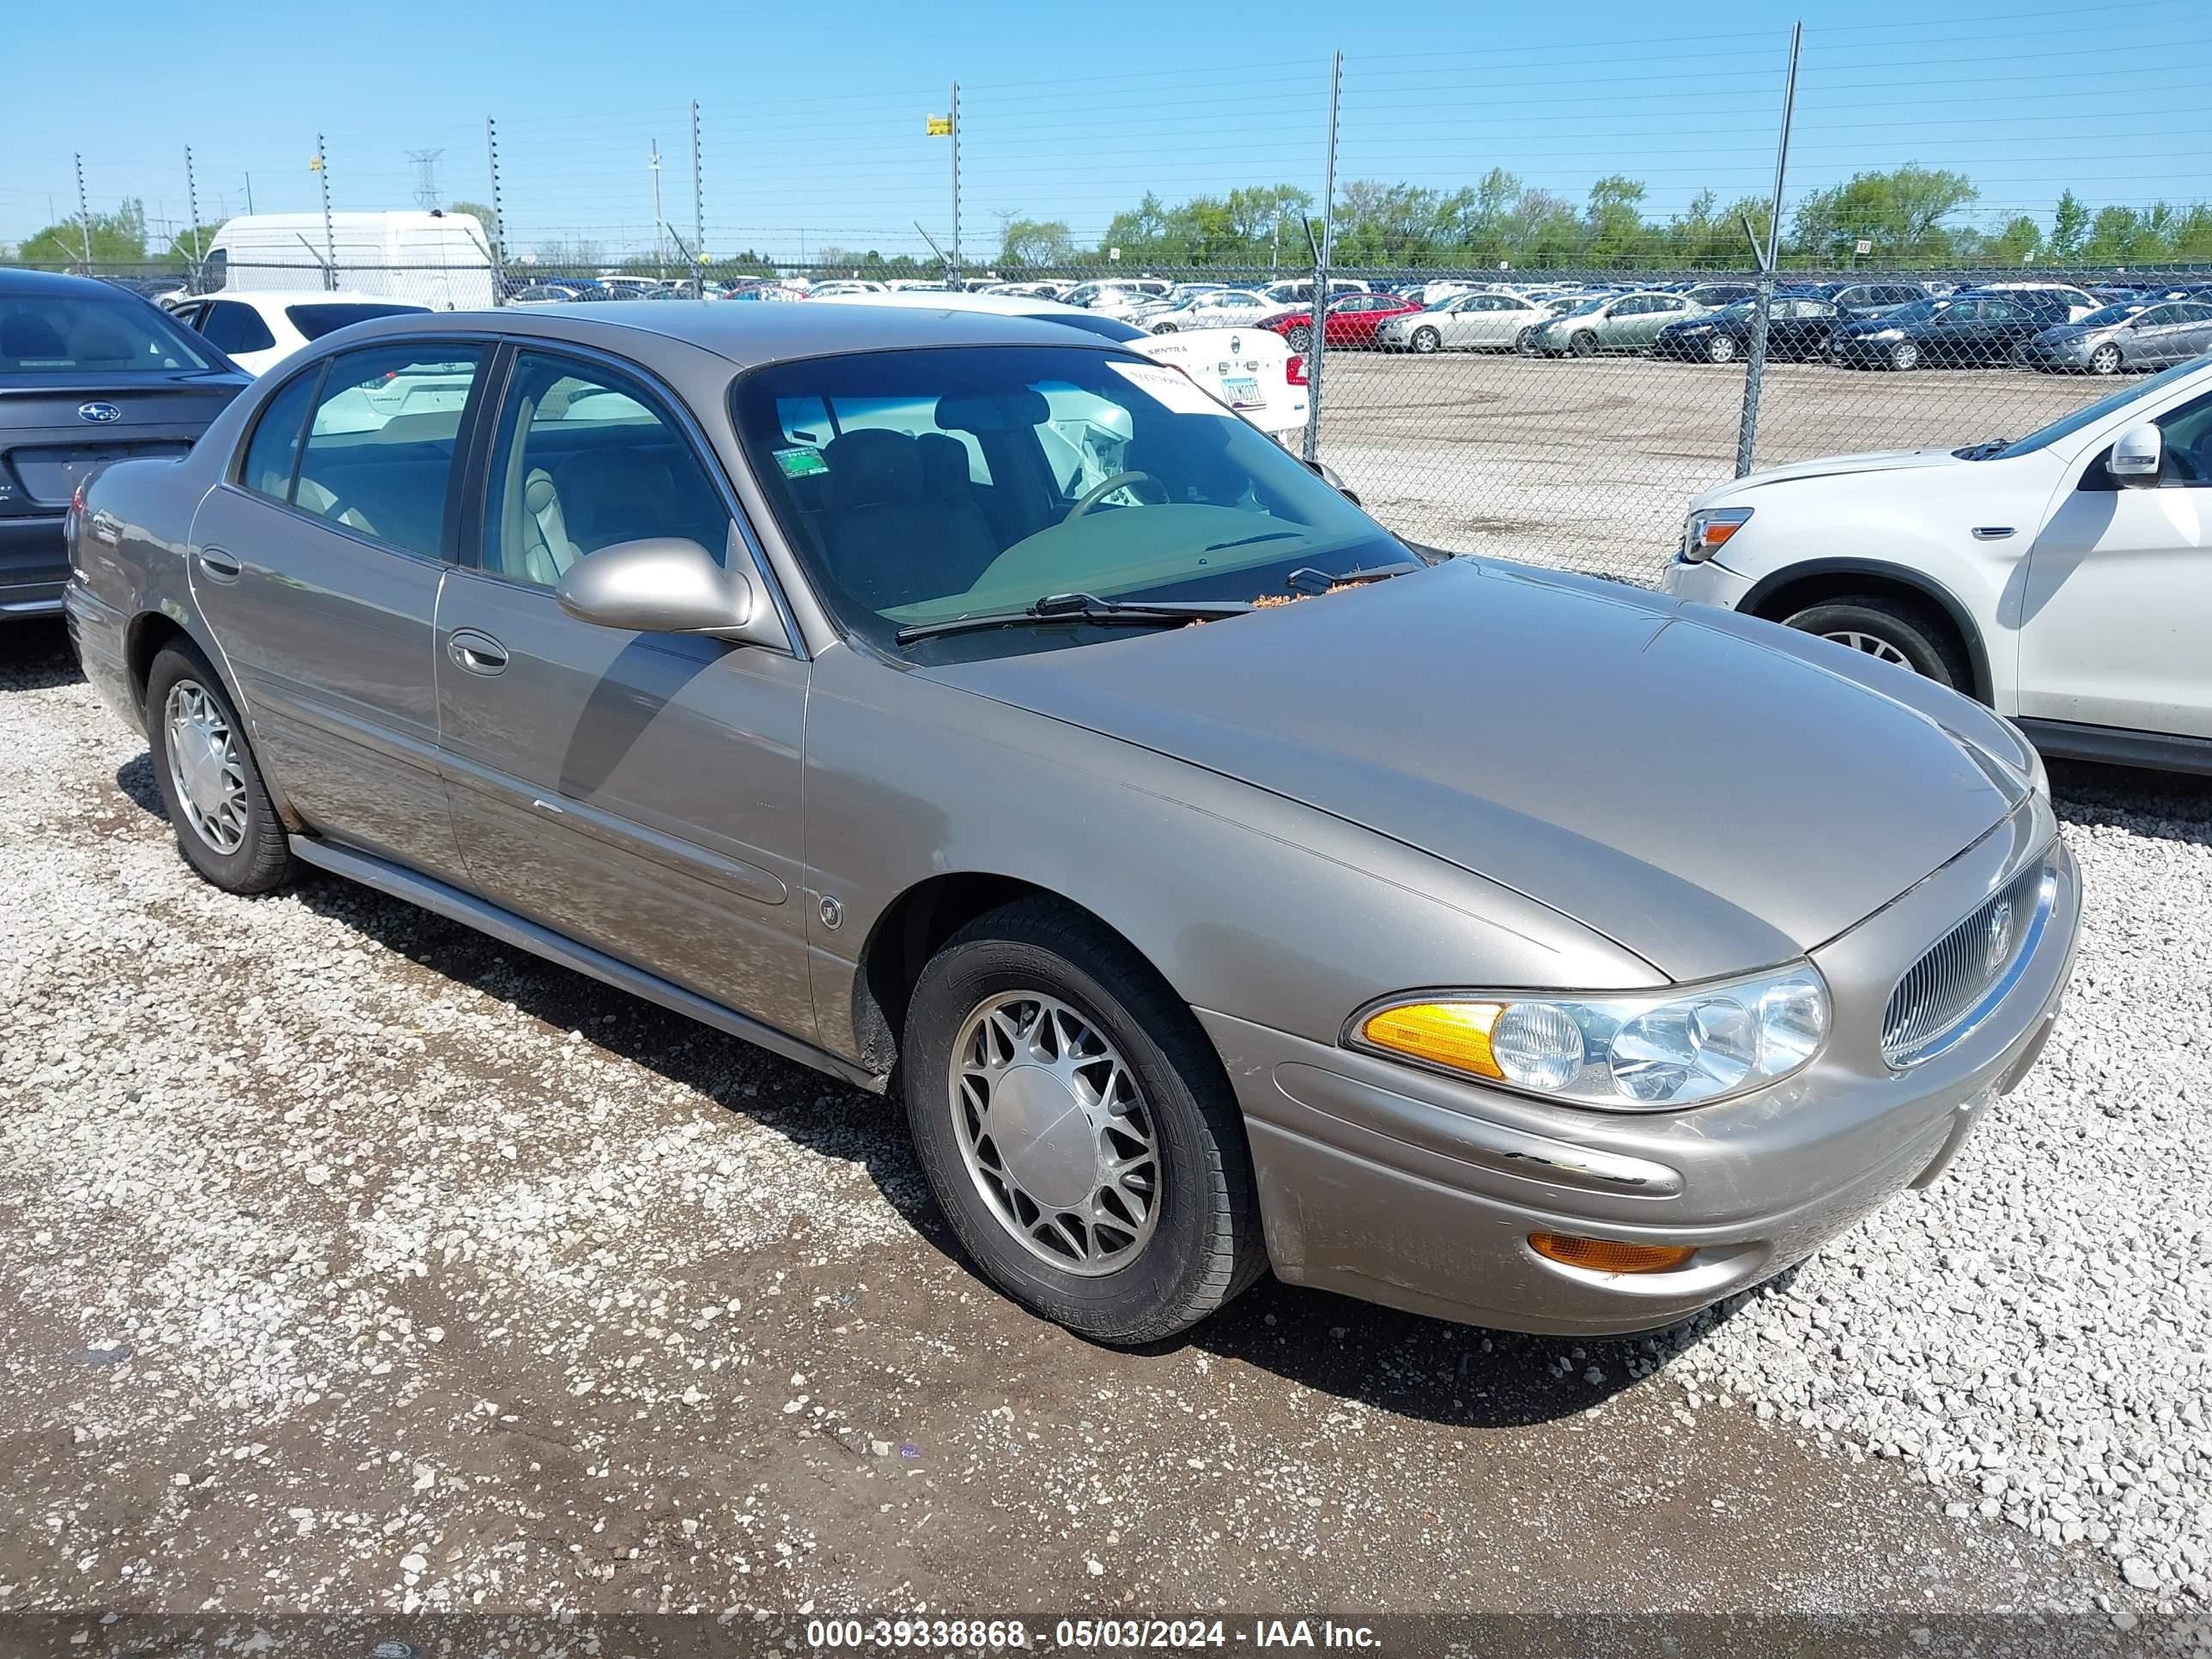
[144,641,294,894]
[1779,594,1971,690]
[1706,334,1739,364]
[2089,343,2122,375]
[2008,338,2033,368]
[1569,331,1599,358]
[1888,339,1920,371]
[1285,324,1312,355]
[1410,325,1442,355]
[1516,325,1540,354]
[901,898,1265,1345]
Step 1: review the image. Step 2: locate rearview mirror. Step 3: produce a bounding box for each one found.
[2107,422,2163,488]
[556,537,781,644]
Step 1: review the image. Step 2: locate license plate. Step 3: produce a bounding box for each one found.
[1222,375,1263,410]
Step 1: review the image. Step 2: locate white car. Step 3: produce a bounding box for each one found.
[1258,277,1370,309]
[1376,290,1556,355]
[1060,282,1159,320]
[814,289,1310,445]
[809,280,889,298]
[1144,289,1280,333]
[165,289,431,375]
[1661,356,2212,774]
[1972,281,2102,324]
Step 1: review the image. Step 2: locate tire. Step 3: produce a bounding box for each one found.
[1411,325,1442,355]
[1888,339,1919,371]
[1151,321,1178,334]
[901,896,1265,1345]
[1569,331,1599,358]
[2089,343,2122,375]
[1516,325,1540,355]
[1778,595,1972,691]
[1285,325,1312,355]
[2008,338,2032,369]
[1706,334,1739,364]
[144,640,295,894]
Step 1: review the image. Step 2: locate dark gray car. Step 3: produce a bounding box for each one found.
[67,302,2081,1345]
[2,268,248,620]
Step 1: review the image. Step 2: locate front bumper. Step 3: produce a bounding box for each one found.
[1202,801,2080,1336]
[1656,551,1754,610]
[0,516,70,619]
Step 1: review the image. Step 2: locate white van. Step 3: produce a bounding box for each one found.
[204,210,496,310]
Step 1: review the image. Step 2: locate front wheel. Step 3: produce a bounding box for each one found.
[1706,334,1739,364]
[1569,331,1599,358]
[2089,343,2122,375]
[1780,595,1970,690]
[1888,339,1920,371]
[145,640,295,893]
[1516,325,1540,355]
[1410,325,1442,354]
[1151,321,1178,334]
[901,898,1265,1345]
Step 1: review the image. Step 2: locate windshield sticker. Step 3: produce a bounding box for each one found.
[1108,360,1231,418]
[773,445,830,478]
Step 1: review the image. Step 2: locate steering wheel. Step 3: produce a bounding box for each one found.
[1063,470,1167,522]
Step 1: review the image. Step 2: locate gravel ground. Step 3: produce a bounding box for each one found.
[2,613,2208,1638]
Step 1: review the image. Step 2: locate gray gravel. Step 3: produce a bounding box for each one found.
[2,623,2208,1630]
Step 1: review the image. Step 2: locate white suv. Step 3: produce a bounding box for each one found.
[1661,356,2212,775]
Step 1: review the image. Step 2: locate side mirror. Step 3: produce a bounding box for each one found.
[556,536,782,644]
[1303,456,1362,507]
[2107,422,2163,488]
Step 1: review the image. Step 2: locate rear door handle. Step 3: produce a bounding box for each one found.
[447,629,509,675]
[197,546,241,580]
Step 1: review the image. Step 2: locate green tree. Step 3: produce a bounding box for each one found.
[19,199,149,266]
[2048,191,2090,260]
[1583,175,1650,264]
[1990,215,2044,265]
[1791,166,1977,262]
[999,216,1075,268]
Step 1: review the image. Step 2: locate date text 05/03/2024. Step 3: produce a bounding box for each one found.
[803,1618,1382,1650]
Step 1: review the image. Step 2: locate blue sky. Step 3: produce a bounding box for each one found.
[7,0,2208,262]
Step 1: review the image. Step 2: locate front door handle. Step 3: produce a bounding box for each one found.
[447,629,509,675]
[197,546,241,580]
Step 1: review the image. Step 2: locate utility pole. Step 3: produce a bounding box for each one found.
[1734,21,1802,479]
[245,173,255,215]
[690,100,705,298]
[315,134,337,290]
[73,153,94,269]
[485,117,508,304]
[185,146,205,286]
[1302,52,1342,465]
[650,140,665,276]
[948,81,963,279]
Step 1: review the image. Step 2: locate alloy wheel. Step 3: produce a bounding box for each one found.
[163,680,249,853]
[1286,326,1312,354]
[2090,343,2122,375]
[1890,340,1919,371]
[949,992,1160,1276]
[1708,335,1738,363]
[1412,327,1441,354]
[1823,629,1912,668]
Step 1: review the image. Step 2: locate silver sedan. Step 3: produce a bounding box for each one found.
[1376,290,1556,354]
[69,302,2080,1345]
[2027,298,2212,374]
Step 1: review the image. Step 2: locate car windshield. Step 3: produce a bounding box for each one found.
[2075,303,2146,329]
[0,289,218,375]
[1034,313,1148,343]
[1879,300,1945,325]
[732,343,1410,659]
[1990,358,2211,460]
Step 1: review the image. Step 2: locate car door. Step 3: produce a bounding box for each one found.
[432,343,814,1032]
[2017,385,2212,738]
[1461,294,1515,348]
[185,339,488,880]
[2127,303,2204,368]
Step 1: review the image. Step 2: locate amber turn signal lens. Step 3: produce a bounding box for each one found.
[1697,520,1743,549]
[1528,1232,1697,1274]
[1359,1001,1505,1078]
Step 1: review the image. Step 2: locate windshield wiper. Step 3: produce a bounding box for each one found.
[1204,530,1301,553]
[1282,562,1419,593]
[894,591,1252,646]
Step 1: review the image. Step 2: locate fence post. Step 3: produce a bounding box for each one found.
[74,154,94,269]
[690,100,705,299]
[1302,49,1342,465]
[184,147,204,289]
[949,81,963,279]
[1734,21,1802,478]
[485,117,508,305]
[315,134,337,292]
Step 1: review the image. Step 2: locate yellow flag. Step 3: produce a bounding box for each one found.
[925,115,952,137]
[308,156,325,172]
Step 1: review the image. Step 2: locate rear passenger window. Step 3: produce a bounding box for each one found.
[293,343,484,559]
[479,350,731,588]
[239,370,319,501]
[200,301,276,356]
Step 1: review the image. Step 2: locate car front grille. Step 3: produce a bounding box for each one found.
[1881,856,2056,1068]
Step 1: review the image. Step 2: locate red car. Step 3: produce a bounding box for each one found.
[1259,291,1426,352]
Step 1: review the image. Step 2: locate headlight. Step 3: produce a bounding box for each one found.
[1680,505,1752,562]
[1349,964,1829,1111]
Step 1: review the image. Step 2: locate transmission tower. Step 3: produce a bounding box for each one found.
[407,149,444,211]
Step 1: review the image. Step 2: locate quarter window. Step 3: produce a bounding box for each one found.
[479,350,732,587]
[289,343,485,558]
[199,301,277,356]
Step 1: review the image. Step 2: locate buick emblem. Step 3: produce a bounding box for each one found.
[78,402,123,424]
[1983,899,2014,973]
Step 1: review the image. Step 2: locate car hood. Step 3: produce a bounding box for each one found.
[1697,446,1967,495]
[920,560,2018,979]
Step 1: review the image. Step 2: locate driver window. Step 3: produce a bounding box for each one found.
[480,350,732,587]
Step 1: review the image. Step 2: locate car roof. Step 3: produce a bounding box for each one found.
[325,298,1132,368]
[0,266,151,298]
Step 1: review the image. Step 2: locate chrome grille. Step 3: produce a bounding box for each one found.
[1881,857,2053,1068]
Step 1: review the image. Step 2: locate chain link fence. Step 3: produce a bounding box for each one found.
[14,9,2209,586]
